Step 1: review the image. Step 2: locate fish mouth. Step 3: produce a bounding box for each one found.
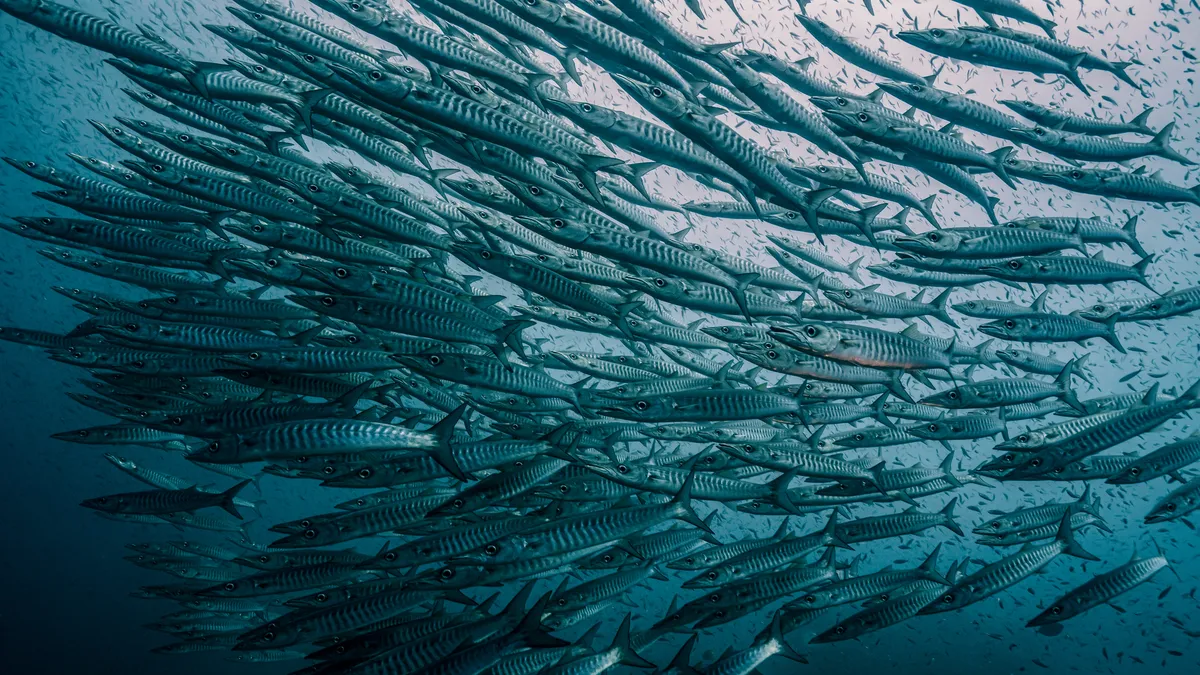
[808,97,840,111]
[977,265,1003,274]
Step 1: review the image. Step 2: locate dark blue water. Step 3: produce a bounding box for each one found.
[1,1,1199,673]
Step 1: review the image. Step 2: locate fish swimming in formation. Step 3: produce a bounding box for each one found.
[0,0,1194,671]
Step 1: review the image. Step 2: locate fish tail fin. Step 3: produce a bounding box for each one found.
[823,508,851,549]
[1130,108,1155,135]
[1038,18,1057,38]
[918,194,940,228]
[1058,358,1086,412]
[886,370,913,403]
[939,497,964,535]
[1133,254,1156,291]
[666,634,702,675]
[1109,61,1141,88]
[1063,54,1091,95]
[1102,316,1125,354]
[918,542,948,583]
[984,196,1001,226]
[847,255,864,284]
[1180,378,1200,404]
[931,288,957,327]
[558,49,581,85]
[769,611,808,662]
[1056,512,1099,560]
[923,63,945,85]
[1121,214,1148,257]
[612,614,655,667]
[940,451,962,487]
[1151,121,1194,165]
[988,147,1017,188]
[674,459,710,533]
[730,272,760,322]
[427,404,470,481]
[218,479,252,520]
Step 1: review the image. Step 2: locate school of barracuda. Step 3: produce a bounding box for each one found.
[0,0,1197,670]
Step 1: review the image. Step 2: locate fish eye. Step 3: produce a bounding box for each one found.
[303,54,316,62]
[452,499,463,508]
[853,434,864,441]
[251,224,263,232]
[369,71,383,80]
[314,592,327,602]
[151,163,164,172]
[1168,503,1177,511]
[654,278,666,287]
[1007,260,1021,269]
[334,267,349,278]
[303,529,317,539]
[804,326,817,336]
[634,401,648,411]
[323,466,334,475]
[170,416,183,426]
[910,84,923,92]
[834,626,846,634]
[266,258,279,267]
[1070,170,1082,179]
[552,219,565,228]
[124,323,138,331]
[1050,606,1062,615]
[25,161,36,168]
[834,97,847,106]
[844,290,852,297]
[706,572,718,580]
[1130,467,1141,475]
[1004,320,1015,329]
[767,350,777,358]
[429,355,442,365]
[930,29,944,37]
[856,113,869,122]
[253,66,264,73]
[940,593,954,603]
[817,166,828,173]
[480,250,492,259]
[928,423,939,432]
[651,87,663,97]
[357,468,372,479]
[1034,127,1045,136]
[439,567,455,579]
[471,85,482,94]
[927,233,939,242]
[307,183,319,192]
[350,2,361,8]
[320,296,335,307]
[252,12,263,18]
[947,391,958,399]
[581,103,593,112]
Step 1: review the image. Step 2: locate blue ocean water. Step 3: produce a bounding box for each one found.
[0,1,1198,673]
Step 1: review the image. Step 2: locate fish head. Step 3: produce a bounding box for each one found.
[701,324,761,343]
[310,0,390,27]
[511,213,591,244]
[1145,495,1187,523]
[977,257,1030,279]
[624,274,685,298]
[770,323,840,354]
[1009,125,1062,146]
[441,71,500,106]
[193,135,260,168]
[977,318,1024,340]
[495,176,568,212]
[0,0,42,16]
[496,0,565,24]
[327,62,413,101]
[295,261,374,294]
[996,98,1044,118]
[895,27,967,50]
[610,74,692,120]
[443,176,504,204]
[79,494,127,513]
[1074,301,1133,322]
[893,229,964,255]
[185,434,250,464]
[543,97,619,130]
[1106,461,1148,485]
[920,386,968,408]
